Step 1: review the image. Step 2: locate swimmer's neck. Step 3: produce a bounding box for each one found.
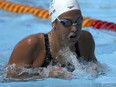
[48,31,76,55]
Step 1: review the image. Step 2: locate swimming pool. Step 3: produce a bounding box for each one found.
[0,0,116,87]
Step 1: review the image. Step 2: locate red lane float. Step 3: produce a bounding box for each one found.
[83,17,116,31]
[93,20,116,31]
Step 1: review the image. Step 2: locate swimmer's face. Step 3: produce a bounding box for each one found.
[53,10,83,45]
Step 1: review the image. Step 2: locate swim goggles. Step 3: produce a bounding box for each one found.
[57,16,83,27]
[52,12,83,27]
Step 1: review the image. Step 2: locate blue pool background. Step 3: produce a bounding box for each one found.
[0,0,116,87]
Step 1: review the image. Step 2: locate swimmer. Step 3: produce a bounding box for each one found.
[7,0,97,79]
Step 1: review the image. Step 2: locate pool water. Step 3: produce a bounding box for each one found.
[0,0,116,87]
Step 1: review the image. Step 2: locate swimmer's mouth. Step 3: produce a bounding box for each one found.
[69,34,77,41]
[70,35,77,38]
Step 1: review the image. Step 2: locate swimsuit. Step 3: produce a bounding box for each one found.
[41,34,81,67]
[41,34,53,67]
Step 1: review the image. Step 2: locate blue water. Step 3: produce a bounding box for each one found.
[0,0,116,87]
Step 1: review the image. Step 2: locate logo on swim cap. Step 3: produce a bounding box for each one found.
[49,0,80,22]
[68,5,75,9]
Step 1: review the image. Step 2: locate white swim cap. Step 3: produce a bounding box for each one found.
[49,0,80,22]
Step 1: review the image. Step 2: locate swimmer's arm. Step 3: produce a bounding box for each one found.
[81,31,98,70]
[87,32,97,62]
[8,34,45,68]
[6,65,43,79]
[87,33,98,70]
[79,31,97,62]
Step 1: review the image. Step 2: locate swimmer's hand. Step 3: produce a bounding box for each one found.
[49,66,63,77]
[49,66,67,78]
[91,63,97,70]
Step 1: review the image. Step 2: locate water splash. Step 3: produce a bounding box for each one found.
[58,47,80,67]
[57,47,109,79]
[1,47,109,82]
[2,63,71,81]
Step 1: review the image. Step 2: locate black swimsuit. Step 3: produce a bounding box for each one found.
[41,34,53,67]
[41,34,81,67]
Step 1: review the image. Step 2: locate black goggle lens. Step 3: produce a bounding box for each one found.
[60,19,72,26]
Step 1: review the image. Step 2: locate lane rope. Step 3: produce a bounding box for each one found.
[0,1,50,19]
[0,1,116,31]
[83,17,116,31]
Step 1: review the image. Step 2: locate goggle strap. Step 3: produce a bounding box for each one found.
[52,12,61,22]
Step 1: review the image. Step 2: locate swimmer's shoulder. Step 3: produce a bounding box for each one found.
[17,33,45,47]
[79,30,94,43]
[81,30,93,38]
[8,33,46,66]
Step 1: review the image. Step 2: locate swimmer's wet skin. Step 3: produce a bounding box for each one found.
[7,0,97,79]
